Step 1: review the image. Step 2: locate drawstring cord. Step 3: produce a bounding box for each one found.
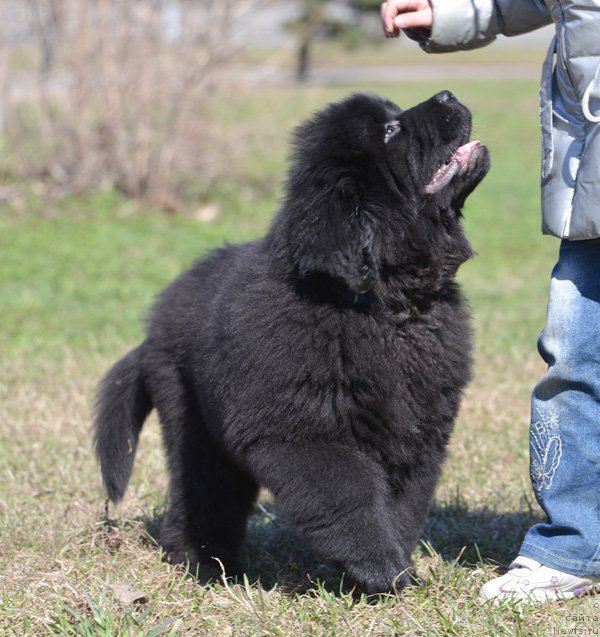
[582,67,600,123]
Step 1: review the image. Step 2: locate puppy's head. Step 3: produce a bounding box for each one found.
[273,92,489,296]
[384,90,489,210]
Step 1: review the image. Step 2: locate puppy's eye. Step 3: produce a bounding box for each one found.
[384,121,400,143]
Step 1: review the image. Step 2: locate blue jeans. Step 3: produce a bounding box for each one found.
[519,238,600,576]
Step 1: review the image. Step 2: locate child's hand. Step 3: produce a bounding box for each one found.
[381,0,433,38]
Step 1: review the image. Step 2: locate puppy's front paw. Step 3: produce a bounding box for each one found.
[353,555,418,595]
[391,566,419,593]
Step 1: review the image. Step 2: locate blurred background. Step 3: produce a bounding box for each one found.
[0,0,551,211]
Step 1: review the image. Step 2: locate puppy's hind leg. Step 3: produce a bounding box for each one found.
[247,443,414,595]
[145,357,258,584]
[161,436,259,585]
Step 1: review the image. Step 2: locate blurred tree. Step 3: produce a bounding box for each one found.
[287,0,381,82]
[348,0,382,9]
[29,0,65,74]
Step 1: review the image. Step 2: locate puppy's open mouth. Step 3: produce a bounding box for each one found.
[424,141,481,194]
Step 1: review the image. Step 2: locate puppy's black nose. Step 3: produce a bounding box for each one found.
[434,90,457,104]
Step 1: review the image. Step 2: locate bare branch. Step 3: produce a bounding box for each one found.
[0,0,272,209]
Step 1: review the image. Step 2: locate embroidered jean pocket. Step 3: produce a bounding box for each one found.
[540,37,557,180]
[530,408,563,498]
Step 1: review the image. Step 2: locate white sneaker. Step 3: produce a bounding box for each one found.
[479,556,600,603]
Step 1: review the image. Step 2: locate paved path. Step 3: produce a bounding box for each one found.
[234,62,542,87]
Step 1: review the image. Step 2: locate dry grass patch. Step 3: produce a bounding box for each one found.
[1,350,596,636]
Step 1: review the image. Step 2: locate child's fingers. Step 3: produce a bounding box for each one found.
[381,1,400,37]
[381,1,431,37]
[393,7,432,30]
[381,1,417,36]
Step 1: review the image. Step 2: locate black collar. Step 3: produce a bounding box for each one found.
[294,274,372,308]
[342,289,371,306]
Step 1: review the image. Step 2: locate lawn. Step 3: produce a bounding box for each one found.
[1,74,596,636]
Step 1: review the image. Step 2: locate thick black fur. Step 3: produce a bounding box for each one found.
[94,91,489,594]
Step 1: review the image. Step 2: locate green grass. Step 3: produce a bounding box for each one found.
[2,74,594,636]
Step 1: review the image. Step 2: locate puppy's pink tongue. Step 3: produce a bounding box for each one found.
[424,141,481,194]
[453,140,481,169]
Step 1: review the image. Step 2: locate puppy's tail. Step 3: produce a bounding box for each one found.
[93,345,153,503]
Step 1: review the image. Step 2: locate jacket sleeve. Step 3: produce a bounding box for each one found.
[413,0,552,53]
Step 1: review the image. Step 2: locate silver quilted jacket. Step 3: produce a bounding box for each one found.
[417,0,600,240]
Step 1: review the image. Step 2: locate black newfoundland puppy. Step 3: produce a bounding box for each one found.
[94,91,489,594]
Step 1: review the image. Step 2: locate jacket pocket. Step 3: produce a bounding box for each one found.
[540,36,557,180]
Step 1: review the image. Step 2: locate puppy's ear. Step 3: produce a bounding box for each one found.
[294,178,379,292]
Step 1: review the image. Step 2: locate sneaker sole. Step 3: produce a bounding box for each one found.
[480,582,600,605]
